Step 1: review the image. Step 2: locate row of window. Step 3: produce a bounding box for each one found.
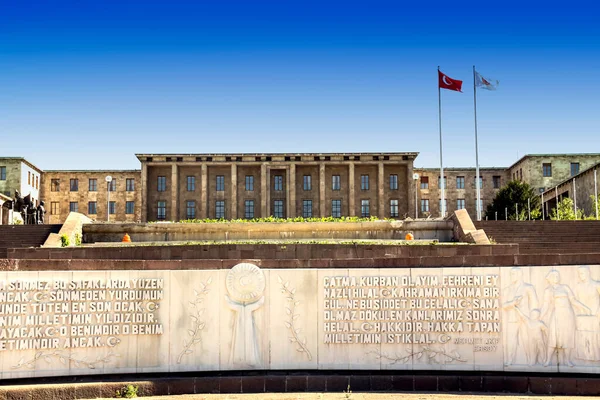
[50,178,136,192]
[27,172,40,189]
[50,201,136,215]
[420,176,498,190]
[157,199,401,220]
[419,199,484,212]
[161,174,401,192]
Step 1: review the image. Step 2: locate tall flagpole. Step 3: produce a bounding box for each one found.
[473,65,481,221]
[438,66,446,218]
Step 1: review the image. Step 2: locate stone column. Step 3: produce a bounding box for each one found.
[201,164,208,218]
[348,163,355,216]
[319,163,326,217]
[378,162,385,218]
[288,164,296,218]
[171,163,179,221]
[261,163,268,217]
[230,164,237,219]
[406,162,415,219]
[141,162,148,222]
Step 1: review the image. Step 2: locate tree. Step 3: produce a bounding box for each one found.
[486,180,541,220]
[550,197,584,220]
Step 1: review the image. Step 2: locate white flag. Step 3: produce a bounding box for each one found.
[475,71,499,90]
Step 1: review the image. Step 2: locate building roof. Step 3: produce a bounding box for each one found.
[136,151,419,160]
[507,153,600,171]
[0,192,11,202]
[416,167,507,172]
[0,157,44,173]
[44,170,140,173]
[541,161,600,196]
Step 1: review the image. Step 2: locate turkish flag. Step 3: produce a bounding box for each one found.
[438,70,463,92]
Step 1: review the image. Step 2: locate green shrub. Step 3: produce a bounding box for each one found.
[60,234,70,247]
[115,384,138,398]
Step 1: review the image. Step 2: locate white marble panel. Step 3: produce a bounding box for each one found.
[377,267,413,372]
[268,269,318,370]
[317,269,350,369]
[169,269,220,372]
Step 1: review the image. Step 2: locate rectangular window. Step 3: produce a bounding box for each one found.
[186,200,196,219]
[438,176,447,189]
[88,201,97,215]
[542,163,552,177]
[0,166,5,180]
[157,201,166,220]
[216,175,224,191]
[245,175,254,191]
[361,175,369,191]
[474,176,483,189]
[493,176,501,189]
[332,175,341,191]
[274,175,283,191]
[51,179,60,192]
[157,176,166,192]
[303,175,312,191]
[420,176,429,189]
[216,200,225,219]
[35,176,39,189]
[439,199,448,213]
[389,174,398,190]
[126,178,135,191]
[456,176,465,189]
[361,199,370,217]
[69,202,78,212]
[332,199,342,218]
[70,178,78,192]
[187,176,196,191]
[457,199,465,210]
[390,199,399,217]
[302,200,313,218]
[28,171,30,185]
[126,201,135,214]
[273,200,284,218]
[108,179,116,192]
[109,201,116,215]
[571,162,580,176]
[245,200,255,219]
[51,202,59,215]
[420,199,430,212]
[89,178,97,191]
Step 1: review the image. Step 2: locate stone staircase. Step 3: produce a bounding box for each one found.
[475,220,600,254]
[0,224,62,258]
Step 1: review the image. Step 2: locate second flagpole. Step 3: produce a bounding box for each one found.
[438,66,446,218]
[473,66,481,221]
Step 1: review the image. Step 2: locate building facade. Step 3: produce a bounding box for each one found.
[507,154,600,195]
[40,170,141,224]
[541,162,600,218]
[137,153,418,222]
[0,157,43,205]
[4,152,600,224]
[414,167,508,218]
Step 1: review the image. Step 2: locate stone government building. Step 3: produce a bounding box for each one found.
[2,152,599,224]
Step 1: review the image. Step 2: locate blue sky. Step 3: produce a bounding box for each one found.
[1,1,599,170]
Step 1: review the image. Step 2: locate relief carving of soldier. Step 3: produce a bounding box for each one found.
[574,266,600,361]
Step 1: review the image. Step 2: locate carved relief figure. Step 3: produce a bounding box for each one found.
[541,270,591,367]
[575,266,600,361]
[503,267,539,365]
[515,307,547,365]
[225,263,265,367]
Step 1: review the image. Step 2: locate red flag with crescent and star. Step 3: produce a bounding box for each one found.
[438,70,463,92]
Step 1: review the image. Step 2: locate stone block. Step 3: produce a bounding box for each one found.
[195,377,220,394]
[529,377,552,394]
[286,375,307,392]
[503,376,529,393]
[460,375,483,392]
[392,375,414,391]
[326,375,350,392]
[414,375,438,391]
[482,376,505,392]
[551,377,577,395]
[306,375,327,391]
[371,375,394,391]
[241,376,265,393]
[265,375,286,392]
[437,375,459,392]
[348,375,370,391]
[219,377,242,393]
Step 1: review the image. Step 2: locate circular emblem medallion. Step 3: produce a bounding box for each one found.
[226,263,266,303]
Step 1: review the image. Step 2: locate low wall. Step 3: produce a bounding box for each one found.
[2,263,600,381]
[6,242,517,261]
[82,219,454,243]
